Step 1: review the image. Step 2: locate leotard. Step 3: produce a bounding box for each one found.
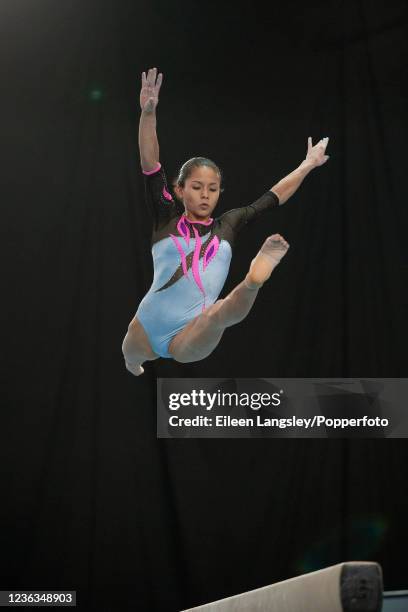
[135,162,279,358]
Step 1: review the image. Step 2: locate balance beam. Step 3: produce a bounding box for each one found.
[182,562,383,612]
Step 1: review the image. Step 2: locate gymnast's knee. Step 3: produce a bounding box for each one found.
[203,299,226,328]
[212,296,245,327]
[122,322,159,362]
[121,334,134,360]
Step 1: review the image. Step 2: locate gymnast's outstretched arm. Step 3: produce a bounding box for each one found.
[271,136,330,204]
[139,67,163,172]
[221,137,330,231]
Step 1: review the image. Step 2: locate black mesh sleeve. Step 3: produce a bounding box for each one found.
[219,190,279,234]
[143,163,178,230]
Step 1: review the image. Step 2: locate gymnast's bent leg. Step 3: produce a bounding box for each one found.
[168,234,289,363]
[122,316,159,376]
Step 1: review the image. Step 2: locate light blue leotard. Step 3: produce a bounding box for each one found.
[136,163,279,358]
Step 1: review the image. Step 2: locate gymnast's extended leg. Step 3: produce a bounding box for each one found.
[122,317,159,376]
[168,234,289,362]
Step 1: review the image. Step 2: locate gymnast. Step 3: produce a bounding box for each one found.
[122,67,330,375]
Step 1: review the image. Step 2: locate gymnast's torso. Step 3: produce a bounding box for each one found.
[135,163,279,358]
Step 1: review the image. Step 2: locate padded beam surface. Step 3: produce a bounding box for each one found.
[182,562,383,612]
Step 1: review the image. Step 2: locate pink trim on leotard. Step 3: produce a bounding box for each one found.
[182,215,213,226]
[142,162,161,175]
[170,234,189,277]
[203,236,220,271]
[191,226,206,311]
[176,216,190,247]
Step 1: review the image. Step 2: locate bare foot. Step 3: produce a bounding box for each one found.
[246,234,290,287]
[125,360,145,376]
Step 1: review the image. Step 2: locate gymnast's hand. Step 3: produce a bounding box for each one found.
[305,136,330,167]
[140,67,163,113]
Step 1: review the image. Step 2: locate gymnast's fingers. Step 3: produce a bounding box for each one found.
[156,72,163,92]
[147,67,155,87]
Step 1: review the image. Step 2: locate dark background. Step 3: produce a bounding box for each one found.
[1,0,407,610]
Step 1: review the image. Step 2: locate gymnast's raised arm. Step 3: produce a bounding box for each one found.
[139,67,163,172]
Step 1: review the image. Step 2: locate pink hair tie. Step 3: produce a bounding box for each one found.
[142,162,161,175]
[162,187,173,201]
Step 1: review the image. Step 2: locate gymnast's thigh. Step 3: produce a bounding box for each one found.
[167,300,226,361]
[126,316,159,360]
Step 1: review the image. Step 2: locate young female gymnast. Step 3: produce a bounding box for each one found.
[122,67,330,375]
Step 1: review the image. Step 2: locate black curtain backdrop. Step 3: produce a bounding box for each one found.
[1,0,407,610]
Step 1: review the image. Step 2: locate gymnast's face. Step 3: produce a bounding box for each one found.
[176,166,221,222]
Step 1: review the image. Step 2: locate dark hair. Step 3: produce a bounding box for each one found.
[176,157,224,189]
[171,157,224,210]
